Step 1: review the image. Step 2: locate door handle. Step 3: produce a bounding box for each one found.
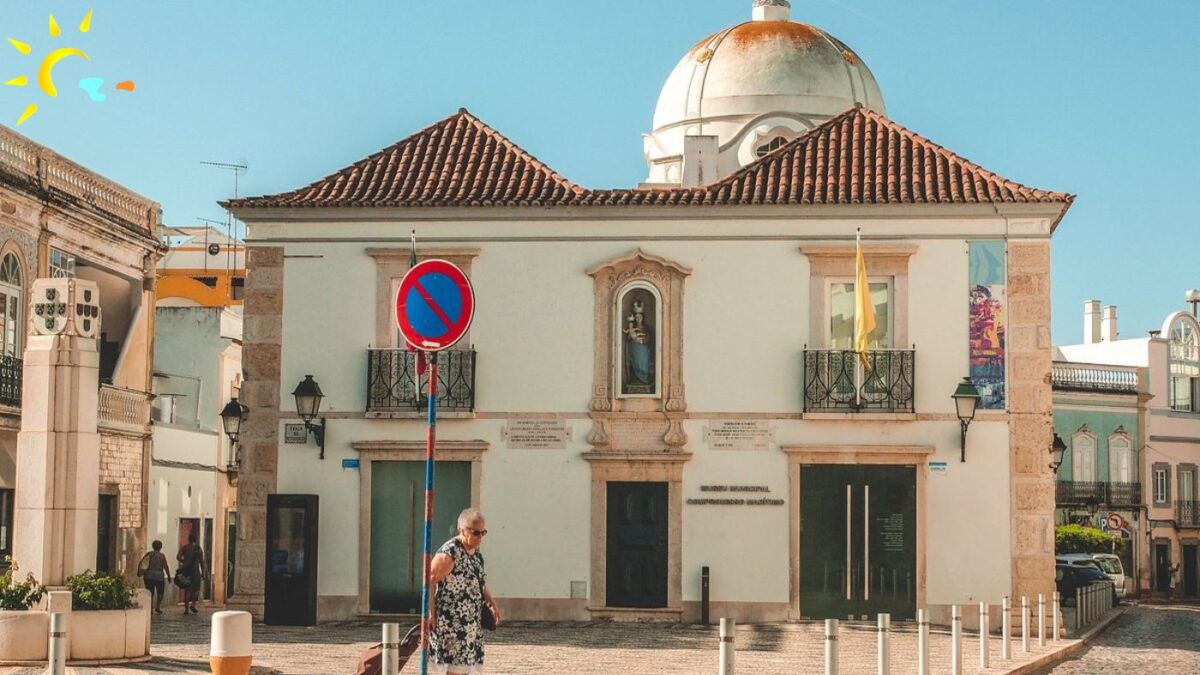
[846,484,852,601]
[864,483,870,601]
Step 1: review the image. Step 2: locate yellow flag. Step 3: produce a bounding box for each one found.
[854,231,876,370]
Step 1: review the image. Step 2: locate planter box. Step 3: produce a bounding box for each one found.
[0,600,150,664]
[0,611,49,661]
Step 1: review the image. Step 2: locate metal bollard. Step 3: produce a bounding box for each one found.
[1021,596,1030,653]
[719,617,735,675]
[917,609,929,675]
[1038,593,1045,647]
[951,605,962,675]
[701,566,711,626]
[825,619,839,675]
[48,612,66,675]
[1075,587,1083,631]
[382,623,400,675]
[1052,592,1061,642]
[979,602,989,669]
[1001,596,1011,660]
[877,613,890,675]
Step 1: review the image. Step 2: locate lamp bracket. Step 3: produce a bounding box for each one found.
[305,418,326,460]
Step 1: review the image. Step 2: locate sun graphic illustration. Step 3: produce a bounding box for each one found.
[3,9,134,126]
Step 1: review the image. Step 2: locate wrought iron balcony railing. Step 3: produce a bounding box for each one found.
[0,355,20,408]
[1051,362,1139,394]
[1056,481,1141,507]
[803,349,915,413]
[1179,500,1200,528]
[367,349,476,412]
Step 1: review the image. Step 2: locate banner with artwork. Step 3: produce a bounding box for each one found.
[969,241,1006,409]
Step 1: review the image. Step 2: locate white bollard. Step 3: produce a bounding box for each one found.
[210,610,253,675]
[381,623,400,675]
[1038,593,1045,647]
[951,605,963,675]
[1001,596,1011,660]
[1021,596,1030,653]
[719,617,735,675]
[979,602,990,669]
[1052,591,1061,642]
[47,612,66,675]
[877,613,890,675]
[825,619,839,675]
[917,609,929,675]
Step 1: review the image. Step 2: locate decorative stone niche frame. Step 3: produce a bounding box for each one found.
[586,250,691,452]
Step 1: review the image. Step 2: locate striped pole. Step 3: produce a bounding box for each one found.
[418,352,439,675]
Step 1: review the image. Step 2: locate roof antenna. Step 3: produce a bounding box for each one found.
[203,160,249,299]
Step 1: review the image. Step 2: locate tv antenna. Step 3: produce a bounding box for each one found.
[202,160,249,288]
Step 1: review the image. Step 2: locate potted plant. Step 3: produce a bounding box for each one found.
[0,560,49,662]
[65,570,149,661]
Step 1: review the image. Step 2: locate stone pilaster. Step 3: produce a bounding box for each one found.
[228,246,283,617]
[1007,241,1056,603]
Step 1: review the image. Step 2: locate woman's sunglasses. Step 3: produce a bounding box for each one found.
[468,528,488,537]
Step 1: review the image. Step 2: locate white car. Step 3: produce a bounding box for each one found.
[1056,553,1126,598]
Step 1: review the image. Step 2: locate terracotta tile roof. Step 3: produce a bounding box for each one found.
[227,106,1072,213]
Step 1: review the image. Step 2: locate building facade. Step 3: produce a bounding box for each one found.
[226,1,1071,624]
[0,123,160,578]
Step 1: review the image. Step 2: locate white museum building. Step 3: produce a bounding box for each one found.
[224,0,1073,625]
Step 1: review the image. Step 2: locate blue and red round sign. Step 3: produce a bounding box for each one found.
[395,259,475,352]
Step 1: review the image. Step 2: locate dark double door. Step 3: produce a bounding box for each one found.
[800,465,917,620]
[607,482,668,608]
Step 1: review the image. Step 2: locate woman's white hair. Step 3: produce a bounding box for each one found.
[457,508,485,530]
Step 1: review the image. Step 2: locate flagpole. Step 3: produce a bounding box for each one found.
[418,350,438,675]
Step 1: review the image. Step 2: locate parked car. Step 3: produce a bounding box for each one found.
[1056,553,1126,599]
[1055,564,1118,606]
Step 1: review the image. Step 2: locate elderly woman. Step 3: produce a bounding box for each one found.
[427,508,500,674]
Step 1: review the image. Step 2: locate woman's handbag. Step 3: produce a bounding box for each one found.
[136,553,150,578]
[481,602,497,631]
[173,571,190,589]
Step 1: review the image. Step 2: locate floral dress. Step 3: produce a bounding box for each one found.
[430,538,486,673]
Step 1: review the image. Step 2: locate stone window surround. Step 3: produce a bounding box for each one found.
[1153,462,1171,504]
[351,439,488,616]
[582,451,689,618]
[781,445,932,620]
[366,247,481,349]
[799,245,916,349]
[1069,428,1098,483]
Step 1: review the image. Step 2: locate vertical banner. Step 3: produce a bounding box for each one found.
[969,241,1006,409]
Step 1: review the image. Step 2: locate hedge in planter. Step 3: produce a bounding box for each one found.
[0,561,46,611]
[1055,524,1126,555]
[66,571,138,611]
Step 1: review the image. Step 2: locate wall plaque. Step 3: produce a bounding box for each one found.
[687,484,785,506]
[284,423,307,444]
[703,420,773,450]
[502,419,571,449]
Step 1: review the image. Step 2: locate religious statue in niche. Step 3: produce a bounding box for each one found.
[620,288,657,395]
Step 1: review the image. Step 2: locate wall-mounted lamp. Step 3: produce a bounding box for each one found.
[292,375,326,459]
[951,377,981,462]
[219,397,248,480]
[1049,432,1067,474]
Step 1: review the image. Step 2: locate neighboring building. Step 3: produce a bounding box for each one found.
[225,0,1072,624]
[0,123,161,577]
[158,226,246,307]
[1050,345,1149,595]
[1059,300,1200,599]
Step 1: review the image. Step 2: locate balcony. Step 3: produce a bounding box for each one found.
[0,356,20,408]
[1180,500,1200,528]
[367,349,476,413]
[97,384,152,435]
[1057,481,1142,508]
[803,349,915,413]
[1051,363,1139,394]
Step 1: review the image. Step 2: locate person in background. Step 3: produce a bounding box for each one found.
[1169,562,1180,600]
[426,508,500,675]
[176,533,206,615]
[136,540,170,615]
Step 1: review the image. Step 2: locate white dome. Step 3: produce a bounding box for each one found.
[643,0,885,186]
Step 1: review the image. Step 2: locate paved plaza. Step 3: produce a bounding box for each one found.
[1034,604,1200,674]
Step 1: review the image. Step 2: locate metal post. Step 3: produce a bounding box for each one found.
[917,609,929,675]
[1001,596,1011,660]
[48,612,66,675]
[1021,596,1030,652]
[1052,592,1061,642]
[825,619,839,675]
[1038,593,1045,647]
[418,352,439,675]
[951,605,962,675]
[877,613,890,675]
[382,623,400,675]
[719,617,735,675]
[701,566,710,626]
[979,602,989,669]
[1075,587,1082,632]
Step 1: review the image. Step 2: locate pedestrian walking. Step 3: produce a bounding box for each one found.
[136,540,170,615]
[175,533,206,615]
[425,508,501,675]
[1169,563,1180,600]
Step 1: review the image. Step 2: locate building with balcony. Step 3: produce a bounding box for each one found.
[1058,300,1200,599]
[224,1,1072,625]
[0,123,161,577]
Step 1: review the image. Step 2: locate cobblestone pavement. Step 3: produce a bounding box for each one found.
[1034,604,1200,674]
[1,608,1075,674]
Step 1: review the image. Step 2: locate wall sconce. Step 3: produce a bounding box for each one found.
[951,377,981,463]
[1049,432,1067,474]
[292,375,326,459]
[219,397,248,480]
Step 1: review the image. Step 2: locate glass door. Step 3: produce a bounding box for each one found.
[264,494,320,626]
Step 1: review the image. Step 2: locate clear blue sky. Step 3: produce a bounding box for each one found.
[3,1,1197,343]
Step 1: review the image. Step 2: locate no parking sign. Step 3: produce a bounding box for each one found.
[395,259,475,352]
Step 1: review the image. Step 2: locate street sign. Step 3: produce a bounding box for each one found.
[395,259,475,352]
[1105,512,1126,531]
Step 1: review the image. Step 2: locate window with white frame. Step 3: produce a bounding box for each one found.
[0,252,21,358]
[828,279,892,350]
[1154,467,1169,504]
[1169,317,1200,412]
[1183,468,1197,502]
[1109,435,1133,483]
[49,248,75,279]
[1071,432,1097,482]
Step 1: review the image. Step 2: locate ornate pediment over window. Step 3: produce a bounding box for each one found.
[587,249,691,452]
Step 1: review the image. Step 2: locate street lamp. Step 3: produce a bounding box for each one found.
[219,397,247,479]
[1049,432,1067,474]
[951,377,981,462]
[292,375,326,459]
